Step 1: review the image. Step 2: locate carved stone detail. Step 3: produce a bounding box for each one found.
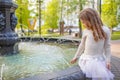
[0,0,18,55]
[11,13,17,31]
[0,11,5,31]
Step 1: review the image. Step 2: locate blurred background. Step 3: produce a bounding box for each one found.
[13,0,120,40]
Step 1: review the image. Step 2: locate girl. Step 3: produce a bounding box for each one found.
[70,8,114,80]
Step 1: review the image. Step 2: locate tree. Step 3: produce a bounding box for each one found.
[117,6,120,24]
[43,0,60,32]
[102,0,117,29]
[15,0,31,29]
[61,0,86,37]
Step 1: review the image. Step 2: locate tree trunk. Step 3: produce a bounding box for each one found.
[78,0,83,38]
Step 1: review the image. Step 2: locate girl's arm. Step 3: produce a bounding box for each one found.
[73,36,86,59]
[73,30,87,59]
[70,30,87,64]
[104,28,111,63]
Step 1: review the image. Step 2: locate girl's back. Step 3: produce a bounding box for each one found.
[84,26,110,56]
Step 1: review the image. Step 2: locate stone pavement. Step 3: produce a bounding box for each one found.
[111,56,120,80]
[111,40,120,58]
[111,40,120,80]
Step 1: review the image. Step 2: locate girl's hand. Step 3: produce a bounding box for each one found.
[70,58,78,64]
[106,62,111,70]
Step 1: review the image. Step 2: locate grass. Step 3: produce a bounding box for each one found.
[42,33,61,37]
[20,32,62,37]
[111,31,120,40]
[19,30,120,40]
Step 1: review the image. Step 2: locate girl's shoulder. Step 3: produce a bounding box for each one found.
[83,29,90,33]
[83,29,91,36]
[102,26,111,34]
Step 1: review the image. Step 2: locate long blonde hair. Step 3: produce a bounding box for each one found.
[79,8,106,42]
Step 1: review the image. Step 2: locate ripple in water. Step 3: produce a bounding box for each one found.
[0,42,77,80]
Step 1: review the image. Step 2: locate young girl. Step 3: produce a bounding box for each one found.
[70,8,114,80]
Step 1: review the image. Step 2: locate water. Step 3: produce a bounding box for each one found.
[0,42,77,80]
[0,64,5,80]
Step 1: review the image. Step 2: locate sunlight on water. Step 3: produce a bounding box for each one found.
[0,42,77,80]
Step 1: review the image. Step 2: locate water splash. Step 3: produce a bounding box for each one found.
[0,64,5,80]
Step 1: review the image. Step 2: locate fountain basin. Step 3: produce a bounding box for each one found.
[0,37,83,80]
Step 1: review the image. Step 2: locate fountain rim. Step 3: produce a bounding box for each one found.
[18,37,80,44]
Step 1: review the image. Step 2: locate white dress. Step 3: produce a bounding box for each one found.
[73,26,114,80]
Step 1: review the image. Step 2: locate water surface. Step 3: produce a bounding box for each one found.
[0,42,77,80]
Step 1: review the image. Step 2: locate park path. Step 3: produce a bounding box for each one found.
[111,40,120,58]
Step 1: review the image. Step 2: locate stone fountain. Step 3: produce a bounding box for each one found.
[0,0,18,55]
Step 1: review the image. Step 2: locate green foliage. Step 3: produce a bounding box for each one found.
[43,0,60,30]
[41,25,49,34]
[15,0,31,29]
[101,0,118,27]
[117,6,120,23]
[111,31,120,40]
[63,0,86,13]
[62,0,78,14]
[62,0,86,37]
